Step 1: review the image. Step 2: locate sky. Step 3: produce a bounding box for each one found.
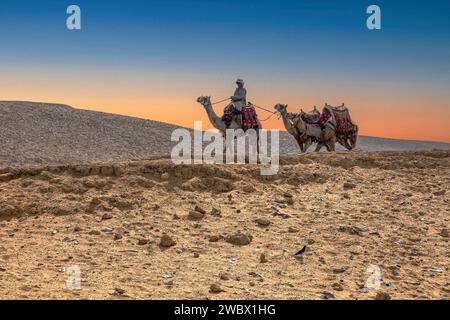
[0,0,449,142]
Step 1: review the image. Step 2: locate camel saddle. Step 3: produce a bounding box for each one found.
[328,105,355,133]
[241,105,259,128]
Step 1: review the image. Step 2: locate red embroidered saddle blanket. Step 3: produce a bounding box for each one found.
[242,106,259,128]
[330,106,355,133]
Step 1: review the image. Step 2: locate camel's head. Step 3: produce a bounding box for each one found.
[274,103,288,114]
[349,124,359,149]
[197,96,211,107]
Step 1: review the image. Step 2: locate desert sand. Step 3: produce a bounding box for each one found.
[0,151,448,300]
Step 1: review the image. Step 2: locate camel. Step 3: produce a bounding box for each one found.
[313,103,358,151]
[197,96,261,154]
[274,103,336,152]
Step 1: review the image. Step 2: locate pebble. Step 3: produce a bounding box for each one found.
[194,206,206,214]
[219,272,230,281]
[255,218,271,227]
[209,235,220,242]
[323,291,335,299]
[433,190,446,196]
[188,210,204,221]
[101,213,113,220]
[224,232,252,246]
[439,229,449,238]
[332,283,344,291]
[343,182,356,190]
[288,227,299,233]
[137,239,148,245]
[209,283,223,293]
[160,235,176,247]
[375,292,391,300]
[260,253,268,263]
[114,288,125,295]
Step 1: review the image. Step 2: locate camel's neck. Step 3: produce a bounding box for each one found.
[203,103,226,131]
[280,111,296,135]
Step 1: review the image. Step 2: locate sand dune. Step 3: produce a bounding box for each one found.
[1,101,449,168]
[0,151,449,299]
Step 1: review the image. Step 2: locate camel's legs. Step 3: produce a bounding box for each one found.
[314,142,323,152]
[303,137,313,153]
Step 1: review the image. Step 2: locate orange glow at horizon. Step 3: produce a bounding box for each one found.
[1,69,449,143]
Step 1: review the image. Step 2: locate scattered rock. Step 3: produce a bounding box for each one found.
[209,235,220,242]
[160,235,176,247]
[243,185,256,193]
[224,232,252,246]
[375,292,391,300]
[332,267,347,274]
[323,291,335,299]
[433,190,446,196]
[172,214,180,220]
[288,227,299,233]
[338,225,365,236]
[439,229,449,238]
[194,206,206,214]
[209,283,223,293]
[259,253,268,263]
[163,279,174,286]
[114,233,123,240]
[332,283,344,291]
[73,226,82,232]
[211,208,221,216]
[255,217,271,227]
[114,288,125,295]
[88,229,101,236]
[193,252,200,258]
[137,239,148,245]
[188,210,204,221]
[219,272,230,281]
[101,213,113,220]
[161,173,169,180]
[343,182,356,190]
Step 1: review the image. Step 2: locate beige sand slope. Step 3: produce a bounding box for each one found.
[1,101,449,168]
[0,151,448,299]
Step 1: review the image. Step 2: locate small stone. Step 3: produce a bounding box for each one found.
[73,226,82,232]
[193,252,200,258]
[343,182,356,190]
[209,235,220,242]
[323,291,335,299]
[332,283,344,291]
[101,213,113,220]
[332,267,347,274]
[307,239,315,245]
[209,283,223,293]
[433,190,446,196]
[243,185,256,193]
[224,232,252,246]
[439,229,449,238]
[288,227,299,233]
[88,230,101,236]
[255,218,271,227]
[211,208,221,216]
[161,173,169,180]
[249,281,255,287]
[219,272,230,281]
[114,288,125,295]
[375,292,391,300]
[160,235,176,247]
[137,239,148,245]
[114,233,123,240]
[163,279,174,286]
[194,206,206,214]
[172,214,180,220]
[188,210,204,221]
[259,253,268,263]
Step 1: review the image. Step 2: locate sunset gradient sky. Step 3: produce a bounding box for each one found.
[1,0,449,142]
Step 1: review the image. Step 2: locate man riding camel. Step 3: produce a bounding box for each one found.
[222,79,247,127]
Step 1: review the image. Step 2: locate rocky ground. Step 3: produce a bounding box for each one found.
[0,151,448,300]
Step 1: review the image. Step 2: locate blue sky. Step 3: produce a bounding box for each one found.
[0,0,449,141]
